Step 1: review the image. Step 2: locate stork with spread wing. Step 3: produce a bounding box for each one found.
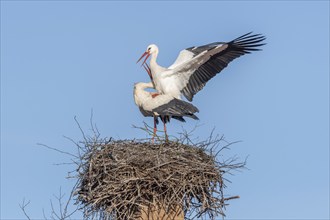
[137,32,266,101]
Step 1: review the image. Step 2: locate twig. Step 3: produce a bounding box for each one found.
[19,198,31,220]
[37,143,78,159]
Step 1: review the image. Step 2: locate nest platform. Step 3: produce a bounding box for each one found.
[73,135,244,220]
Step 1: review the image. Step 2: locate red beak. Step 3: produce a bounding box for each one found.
[143,63,153,81]
[136,51,150,66]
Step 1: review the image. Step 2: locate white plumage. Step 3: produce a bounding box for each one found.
[133,81,199,141]
[137,32,266,101]
[133,82,175,114]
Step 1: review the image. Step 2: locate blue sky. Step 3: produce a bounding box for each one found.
[1,1,329,219]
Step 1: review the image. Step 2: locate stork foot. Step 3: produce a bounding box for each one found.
[152,127,157,144]
[163,122,169,143]
[165,133,169,143]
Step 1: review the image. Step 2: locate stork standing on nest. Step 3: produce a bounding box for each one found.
[137,32,266,101]
[133,79,199,142]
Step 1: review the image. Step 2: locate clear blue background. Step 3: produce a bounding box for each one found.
[1,1,329,219]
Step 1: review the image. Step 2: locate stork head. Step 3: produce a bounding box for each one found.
[136,44,158,66]
[146,44,158,54]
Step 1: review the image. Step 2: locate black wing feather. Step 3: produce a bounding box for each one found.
[182,32,266,101]
[152,98,199,121]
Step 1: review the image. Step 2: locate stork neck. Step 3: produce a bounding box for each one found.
[149,52,159,70]
[142,82,154,89]
[134,82,154,106]
[136,82,154,91]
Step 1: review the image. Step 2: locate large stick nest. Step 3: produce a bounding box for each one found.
[72,126,245,220]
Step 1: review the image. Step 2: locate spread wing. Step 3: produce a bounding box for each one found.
[168,32,266,101]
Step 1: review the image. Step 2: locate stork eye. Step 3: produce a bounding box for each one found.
[148,47,151,51]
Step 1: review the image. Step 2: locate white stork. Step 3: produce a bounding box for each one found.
[133,80,199,141]
[137,32,266,101]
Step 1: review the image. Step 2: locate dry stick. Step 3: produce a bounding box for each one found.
[19,199,32,220]
[37,143,78,159]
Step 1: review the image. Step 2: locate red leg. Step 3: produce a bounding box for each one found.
[163,122,168,142]
[152,116,157,143]
[151,93,159,98]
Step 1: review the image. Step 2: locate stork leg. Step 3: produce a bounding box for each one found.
[152,116,157,143]
[163,121,169,142]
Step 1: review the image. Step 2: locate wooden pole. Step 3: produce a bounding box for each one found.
[140,204,184,220]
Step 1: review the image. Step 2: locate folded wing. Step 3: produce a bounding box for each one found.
[152,98,199,120]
